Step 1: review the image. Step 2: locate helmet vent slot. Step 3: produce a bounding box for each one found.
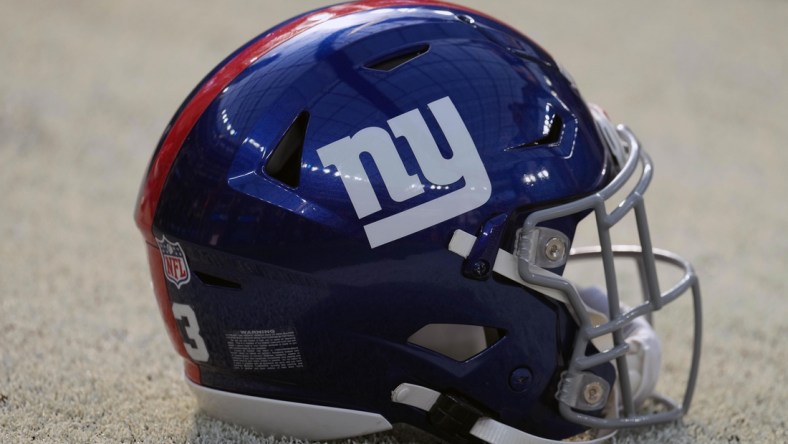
[264,111,309,187]
[366,44,429,71]
[509,114,563,150]
[194,271,242,290]
[408,324,504,362]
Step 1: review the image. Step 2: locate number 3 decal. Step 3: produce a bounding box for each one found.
[172,303,210,362]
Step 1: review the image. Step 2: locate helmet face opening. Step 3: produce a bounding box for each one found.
[135,1,701,442]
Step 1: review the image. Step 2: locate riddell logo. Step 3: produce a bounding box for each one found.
[317,96,491,248]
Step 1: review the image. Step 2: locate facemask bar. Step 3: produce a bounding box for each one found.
[516,120,702,429]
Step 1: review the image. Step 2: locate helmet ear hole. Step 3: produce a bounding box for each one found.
[408,324,504,362]
[264,111,309,187]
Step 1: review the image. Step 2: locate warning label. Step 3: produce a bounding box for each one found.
[225,329,304,371]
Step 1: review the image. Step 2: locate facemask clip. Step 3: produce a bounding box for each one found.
[557,371,611,412]
[516,226,570,270]
[462,213,509,280]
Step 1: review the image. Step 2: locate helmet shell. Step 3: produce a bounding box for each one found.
[137,1,614,440]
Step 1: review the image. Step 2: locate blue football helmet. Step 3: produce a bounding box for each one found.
[135,1,702,442]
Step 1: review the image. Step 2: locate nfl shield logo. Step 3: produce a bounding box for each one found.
[156,236,191,288]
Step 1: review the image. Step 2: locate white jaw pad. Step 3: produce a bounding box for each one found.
[186,377,392,440]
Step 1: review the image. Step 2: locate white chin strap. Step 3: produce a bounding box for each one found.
[392,383,614,444]
[390,318,660,444]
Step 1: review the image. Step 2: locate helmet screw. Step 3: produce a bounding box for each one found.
[583,381,604,405]
[471,259,490,277]
[457,14,475,24]
[544,237,566,262]
[509,367,533,393]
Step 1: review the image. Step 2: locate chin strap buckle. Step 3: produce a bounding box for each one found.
[392,383,616,444]
[428,393,488,443]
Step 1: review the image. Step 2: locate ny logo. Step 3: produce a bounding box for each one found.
[317,96,491,248]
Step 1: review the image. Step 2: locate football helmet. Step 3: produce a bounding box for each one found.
[135,1,702,442]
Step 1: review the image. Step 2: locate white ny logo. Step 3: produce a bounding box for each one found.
[317,96,491,248]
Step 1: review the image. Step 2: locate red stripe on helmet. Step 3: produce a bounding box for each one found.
[144,243,198,379]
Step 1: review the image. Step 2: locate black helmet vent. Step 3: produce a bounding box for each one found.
[265,111,309,187]
[366,44,430,71]
[508,114,564,150]
[194,271,242,290]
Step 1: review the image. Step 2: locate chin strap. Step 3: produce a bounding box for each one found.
[392,383,615,444]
